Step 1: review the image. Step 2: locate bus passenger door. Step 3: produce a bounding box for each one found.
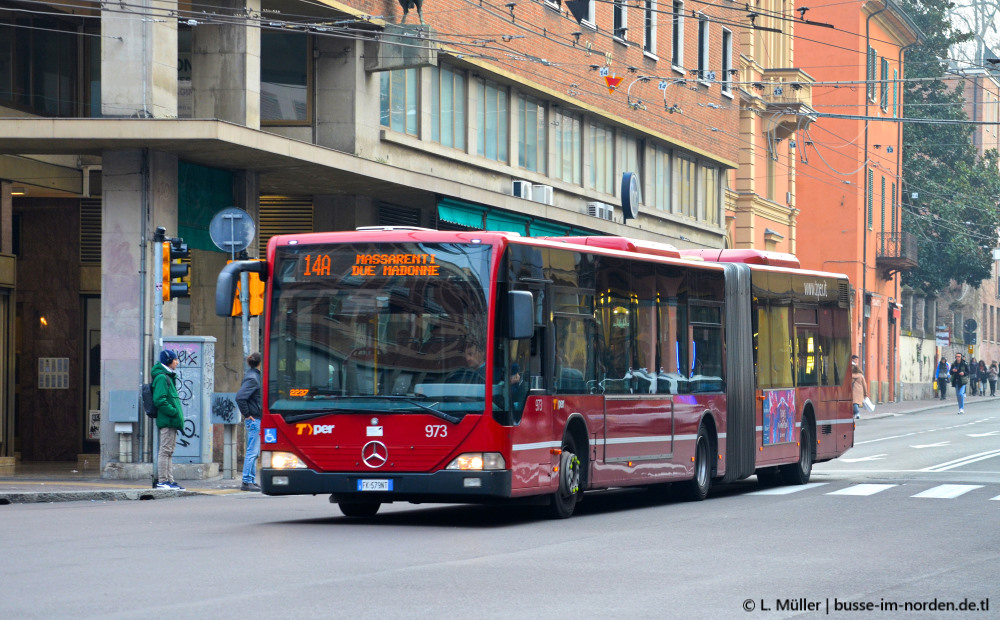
[599,395,674,485]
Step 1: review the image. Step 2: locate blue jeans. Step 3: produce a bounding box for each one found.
[956,384,967,410]
[243,417,260,483]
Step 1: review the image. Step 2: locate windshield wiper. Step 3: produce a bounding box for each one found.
[280,409,341,423]
[279,396,463,425]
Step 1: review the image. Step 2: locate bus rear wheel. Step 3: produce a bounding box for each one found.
[338,501,381,517]
[547,435,582,519]
[781,424,813,485]
[682,426,712,501]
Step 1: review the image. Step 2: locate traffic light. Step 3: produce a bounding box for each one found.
[162,239,191,301]
[229,259,266,316]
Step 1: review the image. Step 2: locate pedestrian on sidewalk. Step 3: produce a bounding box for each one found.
[935,357,950,400]
[968,357,979,396]
[236,352,263,492]
[851,355,868,420]
[989,361,998,397]
[950,352,970,414]
[978,360,988,396]
[152,349,185,491]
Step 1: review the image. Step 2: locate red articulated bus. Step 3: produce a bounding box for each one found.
[217,228,855,518]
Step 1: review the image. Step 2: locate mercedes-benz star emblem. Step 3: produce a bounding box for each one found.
[362,441,388,469]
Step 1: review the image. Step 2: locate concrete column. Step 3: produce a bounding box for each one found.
[0,180,10,253]
[314,194,376,231]
[101,1,178,118]
[315,38,367,153]
[191,0,261,128]
[100,150,178,471]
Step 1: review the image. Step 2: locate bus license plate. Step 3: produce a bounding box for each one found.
[358,479,392,492]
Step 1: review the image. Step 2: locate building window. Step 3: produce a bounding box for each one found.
[703,165,719,225]
[0,12,80,116]
[619,134,642,201]
[518,94,547,174]
[672,1,684,68]
[880,57,889,112]
[721,28,732,94]
[867,46,876,102]
[892,68,898,117]
[431,64,466,150]
[554,109,582,185]
[589,121,615,195]
[652,145,671,212]
[475,77,509,163]
[891,182,897,232]
[644,0,657,55]
[674,154,696,217]
[880,175,886,235]
[697,16,709,82]
[867,168,874,229]
[262,31,311,123]
[614,0,627,40]
[380,68,419,136]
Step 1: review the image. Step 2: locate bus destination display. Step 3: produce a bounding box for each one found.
[301,252,440,278]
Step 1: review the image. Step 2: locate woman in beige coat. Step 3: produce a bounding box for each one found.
[851,355,868,420]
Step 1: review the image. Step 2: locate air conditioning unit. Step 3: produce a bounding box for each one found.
[532,184,554,206]
[587,202,614,221]
[512,180,533,199]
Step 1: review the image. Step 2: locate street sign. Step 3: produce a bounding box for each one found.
[209,207,255,256]
[935,326,950,347]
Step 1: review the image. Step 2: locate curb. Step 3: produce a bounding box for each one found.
[0,488,206,505]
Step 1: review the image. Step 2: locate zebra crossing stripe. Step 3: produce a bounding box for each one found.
[747,482,827,495]
[826,484,897,496]
[910,484,983,499]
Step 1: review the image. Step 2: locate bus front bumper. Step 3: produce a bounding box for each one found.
[261,468,513,503]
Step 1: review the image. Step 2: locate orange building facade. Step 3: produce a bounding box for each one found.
[795,0,919,402]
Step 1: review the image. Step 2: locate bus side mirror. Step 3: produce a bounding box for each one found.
[508,291,534,340]
[216,260,267,317]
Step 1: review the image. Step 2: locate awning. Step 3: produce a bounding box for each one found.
[437,198,485,228]
[437,197,589,237]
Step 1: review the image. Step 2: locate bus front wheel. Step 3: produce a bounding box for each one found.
[339,501,381,518]
[548,435,582,519]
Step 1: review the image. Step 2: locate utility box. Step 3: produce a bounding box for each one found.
[163,336,216,464]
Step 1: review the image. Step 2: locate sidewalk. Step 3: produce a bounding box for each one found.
[1,393,994,504]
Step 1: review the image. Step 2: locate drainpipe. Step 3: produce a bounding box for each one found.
[863,1,888,375]
[895,40,915,398]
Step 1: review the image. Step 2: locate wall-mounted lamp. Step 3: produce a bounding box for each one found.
[39,316,48,327]
[11,187,26,196]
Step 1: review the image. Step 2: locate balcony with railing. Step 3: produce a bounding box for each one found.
[876,231,918,275]
[757,68,817,138]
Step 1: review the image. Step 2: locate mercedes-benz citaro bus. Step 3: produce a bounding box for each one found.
[216,228,854,519]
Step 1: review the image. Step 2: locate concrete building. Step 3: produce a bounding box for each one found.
[0,0,741,472]
[795,0,920,404]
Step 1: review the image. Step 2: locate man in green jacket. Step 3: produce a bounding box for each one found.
[152,349,185,490]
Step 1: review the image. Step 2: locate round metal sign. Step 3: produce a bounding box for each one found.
[621,172,640,220]
[209,207,256,255]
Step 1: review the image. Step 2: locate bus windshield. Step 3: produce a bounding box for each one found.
[268,242,492,418]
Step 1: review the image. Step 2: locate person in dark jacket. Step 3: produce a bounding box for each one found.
[950,352,970,414]
[236,352,263,492]
[935,358,949,400]
[968,357,979,396]
[152,349,185,490]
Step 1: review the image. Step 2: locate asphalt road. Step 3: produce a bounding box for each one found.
[3,407,998,619]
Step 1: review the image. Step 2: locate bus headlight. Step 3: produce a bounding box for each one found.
[266,451,308,469]
[445,452,506,470]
